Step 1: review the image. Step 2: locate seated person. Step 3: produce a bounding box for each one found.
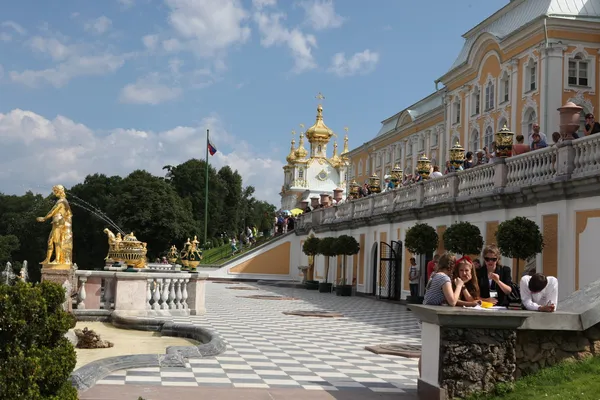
[477,245,513,307]
[520,273,558,312]
[423,253,463,306]
[452,256,481,307]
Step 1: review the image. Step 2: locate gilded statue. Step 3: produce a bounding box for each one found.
[37,185,73,268]
[103,228,147,268]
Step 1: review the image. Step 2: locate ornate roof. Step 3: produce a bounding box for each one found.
[305,104,334,144]
[294,133,308,160]
[286,139,296,164]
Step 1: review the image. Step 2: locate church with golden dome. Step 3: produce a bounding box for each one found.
[280,100,350,211]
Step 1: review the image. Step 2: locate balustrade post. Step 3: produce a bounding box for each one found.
[415,181,425,207]
[77,277,87,310]
[187,273,208,315]
[349,202,356,219]
[447,173,460,198]
[312,208,323,226]
[493,158,508,189]
[556,140,575,179]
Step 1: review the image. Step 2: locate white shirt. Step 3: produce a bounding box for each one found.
[430,171,443,178]
[520,275,558,311]
[528,131,548,146]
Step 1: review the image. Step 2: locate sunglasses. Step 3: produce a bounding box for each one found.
[484,257,497,262]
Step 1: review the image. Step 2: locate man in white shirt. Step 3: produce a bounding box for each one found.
[528,123,548,146]
[520,273,558,312]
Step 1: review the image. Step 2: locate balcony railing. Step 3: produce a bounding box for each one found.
[297,136,594,230]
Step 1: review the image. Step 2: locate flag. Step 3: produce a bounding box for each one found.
[208,139,217,156]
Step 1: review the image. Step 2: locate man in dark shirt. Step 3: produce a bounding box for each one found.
[584,113,600,136]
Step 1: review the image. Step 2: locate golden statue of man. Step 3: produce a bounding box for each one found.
[37,185,73,266]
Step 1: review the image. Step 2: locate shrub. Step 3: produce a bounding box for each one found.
[443,222,484,256]
[496,216,544,277]
[332,235,360,283]
[0,281,77,400]
[405,223,438,255]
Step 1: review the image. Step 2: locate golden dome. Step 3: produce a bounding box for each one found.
[294,133,308,159]
[305,104,334,143]
[286,139,296,164]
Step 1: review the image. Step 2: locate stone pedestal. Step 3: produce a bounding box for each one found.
[41,265,76,312]
[187,272,208,315]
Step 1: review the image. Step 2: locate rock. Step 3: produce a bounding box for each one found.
[65,329,78,346]
[74,327,114,349]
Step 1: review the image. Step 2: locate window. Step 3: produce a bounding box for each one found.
[471,88,480,116]
[569,54,589,87]
[525,59,537,92]
[523,109,537,136]
[386,149,391,163]
[408,141,413,155]
[298,168,304,179]
[418,137,424,152]
[484,126,494,150]
[471,129,480,152]
[453,100,461,124]
[498,117,508,131]
[357,160,363,176]
[500,72,509,103]
[432,132,438,147]
[485,81,495,111]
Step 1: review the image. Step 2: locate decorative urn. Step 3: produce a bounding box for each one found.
[167,245,178,264]
[416,154,432,179]
[495,125,514,157]
[558,101,583,140]
[449,142,465,169]
[368,173,381,194]
[349,180,360,196]
[390,164,403,188]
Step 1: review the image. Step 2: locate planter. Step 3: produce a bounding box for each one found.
[305,280,319,290]
[318,282,333,293]
[335,285,352,297]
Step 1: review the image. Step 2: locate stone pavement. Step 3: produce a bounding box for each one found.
[86,282,421,396]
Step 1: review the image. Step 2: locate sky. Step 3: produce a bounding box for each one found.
[0,0,508,204]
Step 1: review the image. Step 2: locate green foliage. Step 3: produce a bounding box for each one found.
[318,237,337,258]
[0,234,20,262]
[0,281,77,400]
[302,236,321,256]
[496,217,544,261]
[404,223,438,255]
[332,235,360,256]
[443,222,484,255]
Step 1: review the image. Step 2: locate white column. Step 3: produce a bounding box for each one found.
[442,93,451,168]
[401,140,407,177]
[463,87,470,145]
[541,44,566,134]
[510,59,519,136]
[411,137,418,173]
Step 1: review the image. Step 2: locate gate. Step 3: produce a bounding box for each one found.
[378,241,402,300]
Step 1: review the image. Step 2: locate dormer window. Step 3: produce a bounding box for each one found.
[569,54,589,87]
[485,81,495,111]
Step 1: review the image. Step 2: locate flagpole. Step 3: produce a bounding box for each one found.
[204,129,209,247]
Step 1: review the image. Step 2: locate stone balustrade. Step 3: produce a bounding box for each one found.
[73,269,207,318]
[297,137,597,231]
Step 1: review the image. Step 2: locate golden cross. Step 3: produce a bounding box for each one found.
[299,123,305,131]
[344,126,349,133]
[291,129,296,136]
[315,92,325,101]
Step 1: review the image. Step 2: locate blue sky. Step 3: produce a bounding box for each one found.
[0,0,507,203]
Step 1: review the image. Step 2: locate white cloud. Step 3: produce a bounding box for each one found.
[328,49,379,77]
[253,11,317,73]
[164,0,251,57]
[0,109,282,202]
[84,16,112,35]
[142,34,159,50]
[300,0,344,31]
[120,73,182,105]
[1,21,26,35]
[252,0,277,9]
[28,36,73,61]
[118,0,135,8]
[0,33,10,42]
[10,53,126,87]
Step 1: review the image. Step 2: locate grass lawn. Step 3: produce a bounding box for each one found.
[469,356,600,400]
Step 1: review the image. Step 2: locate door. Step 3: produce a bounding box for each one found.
[371,242,378,295]
[392,240,403,300]
[378,241,398,300]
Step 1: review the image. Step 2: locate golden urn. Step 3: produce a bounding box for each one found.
[449,141,466,169]
[417,154,432,179]
[390,164,403,188]
[103,230,148,269]
[167,245,178,263]
[368,173,381,194]
[349,179,360,195]
[495,125,515,157]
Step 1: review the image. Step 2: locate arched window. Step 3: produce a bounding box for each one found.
[569,53,589,87]
[498,117,508,132]
[451,133,460,148]
[484,126,494,150]
[470,129,480,152]
[523,108,537,136]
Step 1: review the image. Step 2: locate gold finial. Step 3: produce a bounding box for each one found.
[291,129,296,136]
[344,126,349,133]
[299,123,305,132]
[315,92,325,101]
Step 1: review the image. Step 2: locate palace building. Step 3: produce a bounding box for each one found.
[279,103,350,211]
[348,0,600,185]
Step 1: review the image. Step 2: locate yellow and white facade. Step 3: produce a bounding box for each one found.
[348,0,600,182]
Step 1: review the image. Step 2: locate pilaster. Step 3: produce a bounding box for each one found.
[542,44,567,134]
[510,58,519,137]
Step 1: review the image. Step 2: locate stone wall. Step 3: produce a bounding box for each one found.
[440,327,516,399]
[516,322,600,378]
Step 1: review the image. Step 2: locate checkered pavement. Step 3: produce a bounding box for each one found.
[95,282,421,394]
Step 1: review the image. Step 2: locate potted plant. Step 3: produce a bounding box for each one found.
[302,235,321,290]
[404,223,438,303]
[496,216,544,278]
[443,221,484,256]
[317,237,337,293]
[332,235,360,296]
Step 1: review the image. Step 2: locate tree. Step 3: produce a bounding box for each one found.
[0,281,78,399]
[0,234,20,262]
[332,235,360,285]
[496,216,544,277]
[318,237,337,284]
[302,235,320,281]
[405,223,438,255]
[443,222,483,256]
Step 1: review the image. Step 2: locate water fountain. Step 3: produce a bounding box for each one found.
[19,261,28,282]
[2,262,15,285]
